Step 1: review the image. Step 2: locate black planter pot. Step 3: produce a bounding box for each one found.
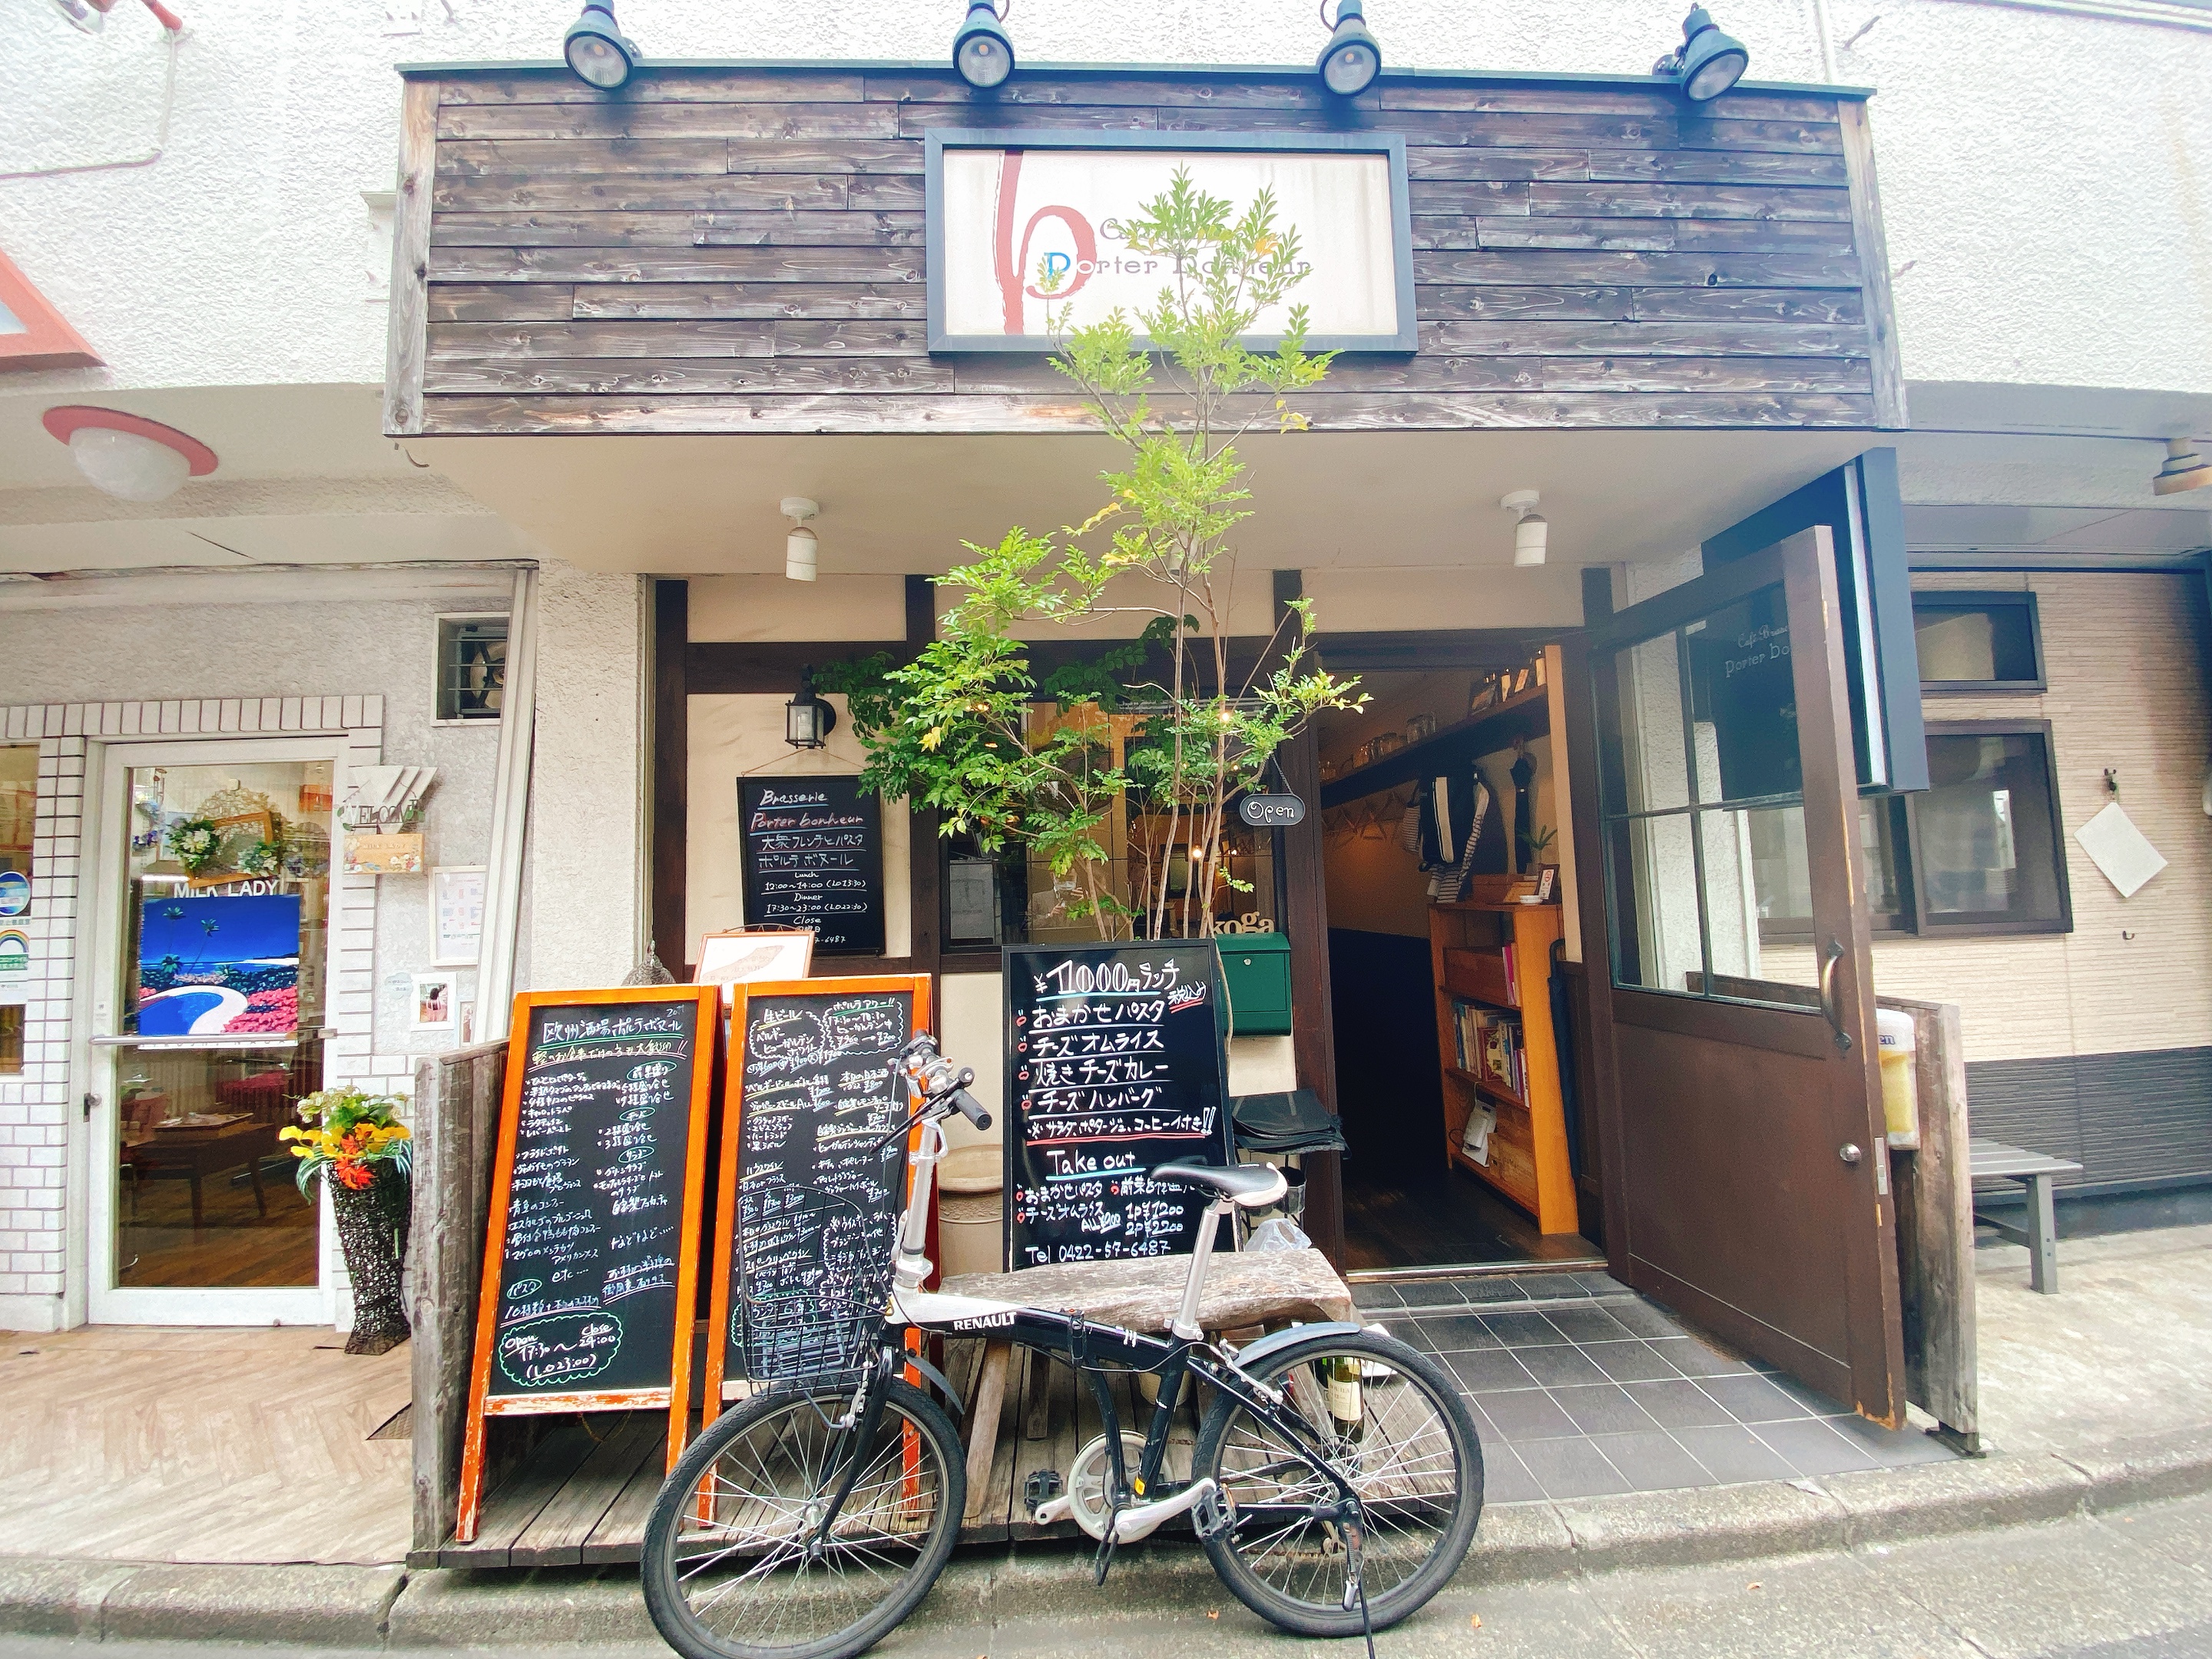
[329,1166,412,1356]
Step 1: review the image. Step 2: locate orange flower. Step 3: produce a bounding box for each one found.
[333,1159,374,1190]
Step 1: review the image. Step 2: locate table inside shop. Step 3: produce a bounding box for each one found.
[129,1114,281,1227]
[419,1246,1354,1569]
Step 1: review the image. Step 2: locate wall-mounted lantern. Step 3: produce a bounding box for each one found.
[786,668,839,750]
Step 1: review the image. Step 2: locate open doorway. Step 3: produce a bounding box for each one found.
[1314,655,1602,1277]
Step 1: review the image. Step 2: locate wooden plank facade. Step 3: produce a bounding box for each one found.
[386,64,1905,438]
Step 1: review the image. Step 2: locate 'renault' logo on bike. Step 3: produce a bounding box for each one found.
[951,1310,1016,1331]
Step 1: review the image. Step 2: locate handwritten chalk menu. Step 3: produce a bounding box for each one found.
[705,975,930,1404]
[457,985,719,1541]
[1003,942,1234,1271]
[738,777,885,956]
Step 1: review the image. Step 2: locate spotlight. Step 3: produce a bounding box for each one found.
[1502,489,1547,568]
[1654,5,1749,102]
[1316,0,1381,98]
[564,0,640,91]
[42,406,217,502]
[953,0,1014,90]
[783,496,820,581]
[2154,438,2212,496]
[786,667,839,750]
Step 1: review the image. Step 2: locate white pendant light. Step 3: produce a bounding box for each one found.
[1502,488,1548,567]
[782,496,820,581]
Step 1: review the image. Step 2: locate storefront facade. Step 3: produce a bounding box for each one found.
[2,1,2207,1422]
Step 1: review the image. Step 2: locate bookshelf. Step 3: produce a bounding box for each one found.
[1430,893,1579,1236]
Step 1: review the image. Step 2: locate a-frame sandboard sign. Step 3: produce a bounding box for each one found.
[0,247,101,372]
[455,985,721,1542]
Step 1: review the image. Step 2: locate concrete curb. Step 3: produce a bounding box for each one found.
[8,1429,2209,1646]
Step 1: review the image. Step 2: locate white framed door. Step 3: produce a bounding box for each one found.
[84,736,343,1326]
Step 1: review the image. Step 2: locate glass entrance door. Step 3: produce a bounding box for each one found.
[87,738,339,1325]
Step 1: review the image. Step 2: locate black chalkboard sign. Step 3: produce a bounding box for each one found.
[458,985,720,1541]
[1003,942,1234,1271]
[738,777,886,956]
[704,975,930,1406]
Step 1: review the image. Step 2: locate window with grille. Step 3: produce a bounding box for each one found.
[437,616,508,721]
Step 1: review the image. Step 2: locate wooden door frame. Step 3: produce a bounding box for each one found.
[646,570,1555,1269]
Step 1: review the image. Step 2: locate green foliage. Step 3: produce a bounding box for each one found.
[820,170,1367,939]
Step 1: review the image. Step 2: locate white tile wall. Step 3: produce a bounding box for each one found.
[0,698,409,1332]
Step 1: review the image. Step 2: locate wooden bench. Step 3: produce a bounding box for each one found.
[939,1247,1356,1529]
[1970,1137,2085,1294]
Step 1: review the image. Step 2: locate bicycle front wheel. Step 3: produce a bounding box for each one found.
[1195,1329,1482,1637]
[641,1377,964,1659]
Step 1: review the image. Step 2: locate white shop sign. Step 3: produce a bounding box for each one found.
[926,131,1415,353]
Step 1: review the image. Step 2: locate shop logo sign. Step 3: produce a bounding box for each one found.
[928,134,1414,354]
[0,870,28,917]
[0,927,28,979]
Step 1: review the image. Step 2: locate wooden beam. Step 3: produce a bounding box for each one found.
[384,79,439,437]
[651,580,689,975]
[1836,101,1907,431]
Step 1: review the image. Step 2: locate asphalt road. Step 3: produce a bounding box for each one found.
[4,1492,2208,1659]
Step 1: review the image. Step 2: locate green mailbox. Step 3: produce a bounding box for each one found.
[1217,932,1293,1035]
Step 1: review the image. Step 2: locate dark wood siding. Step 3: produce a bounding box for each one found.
[387,67,1904,438]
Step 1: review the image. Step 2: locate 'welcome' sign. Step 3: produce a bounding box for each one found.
[926,131,1415,354]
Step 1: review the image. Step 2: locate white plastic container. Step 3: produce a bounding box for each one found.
[1876,1006,1920,1149]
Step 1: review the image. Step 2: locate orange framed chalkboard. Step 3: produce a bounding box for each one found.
[701,975,932,1419]
[455,984,720,1542]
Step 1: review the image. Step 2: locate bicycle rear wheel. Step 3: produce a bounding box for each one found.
[1195,1329,1482,1636]
[641,1377,964,1659]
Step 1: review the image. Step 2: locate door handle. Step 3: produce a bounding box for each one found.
[82,1091,100,1122]
[1839,1143,1863,1164]
[1817,937,1853,1053]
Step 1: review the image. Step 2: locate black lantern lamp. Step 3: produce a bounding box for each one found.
[565,0,641,90]
[785,667,839,750]
[1654,5,1749,101]
[953,0,1015,90]
[1316,0,1381,97]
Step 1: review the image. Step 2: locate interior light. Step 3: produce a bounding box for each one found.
[41,406,218,502]
[785,668,839,750]
[2153,438,2212,496]
[953,0,1015,90]
[1654,5,1750,102]
[564,0,640,91]
[783,496,820,581]
[1316,0,1381,97]
[1502,489,1547,567]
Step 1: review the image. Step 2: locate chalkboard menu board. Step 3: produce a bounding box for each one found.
[458,985,720,1541]
[704,975,929,1405]
[1003,942,1234,1271]
[738,777,885,956]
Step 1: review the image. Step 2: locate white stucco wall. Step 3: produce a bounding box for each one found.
[0,0,2204,406]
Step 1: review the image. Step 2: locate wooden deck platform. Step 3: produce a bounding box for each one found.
[416,1338,1201,1568]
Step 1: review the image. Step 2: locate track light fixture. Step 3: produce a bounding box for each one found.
[1502,490,1547,568]
[564,0,640,91]
[953,0,1015,90]
[1316,0,1381,97]
[1654,5,1749,102]
[2154,438,2212,496]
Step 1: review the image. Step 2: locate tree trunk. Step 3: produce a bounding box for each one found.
[330,1167,412,1356]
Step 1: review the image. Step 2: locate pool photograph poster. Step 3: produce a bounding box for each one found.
[133,893,302,1037]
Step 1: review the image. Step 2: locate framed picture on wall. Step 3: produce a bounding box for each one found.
[411,972,457,1031]
[429,865,487,966]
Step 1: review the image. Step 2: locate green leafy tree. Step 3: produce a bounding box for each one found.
[823,171,1365,939]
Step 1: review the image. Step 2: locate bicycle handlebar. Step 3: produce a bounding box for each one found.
[946,1088,992,1131]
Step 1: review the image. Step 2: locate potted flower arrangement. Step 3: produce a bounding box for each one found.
[282,1085,414,1355]
[165,816,220,878]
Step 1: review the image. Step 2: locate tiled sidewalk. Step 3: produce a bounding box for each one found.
[1355,1271,1958,1503]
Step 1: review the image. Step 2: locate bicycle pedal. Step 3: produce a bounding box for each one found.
[1023,1469,1063,1516]
[1192,1488,1231,1541]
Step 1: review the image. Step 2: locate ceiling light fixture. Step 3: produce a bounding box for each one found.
[2153,438,2212,496]
[42,406,217,502]
[785,667,839,750]
[564,0,640,90]
[1654,5,1750,102]
[783,496,821,581]
[1316,0,1381,97]
[1502,489,1548,567]
[953,0,1015,90]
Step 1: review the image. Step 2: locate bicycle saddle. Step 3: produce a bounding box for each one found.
[1151,1160,1289,1208]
